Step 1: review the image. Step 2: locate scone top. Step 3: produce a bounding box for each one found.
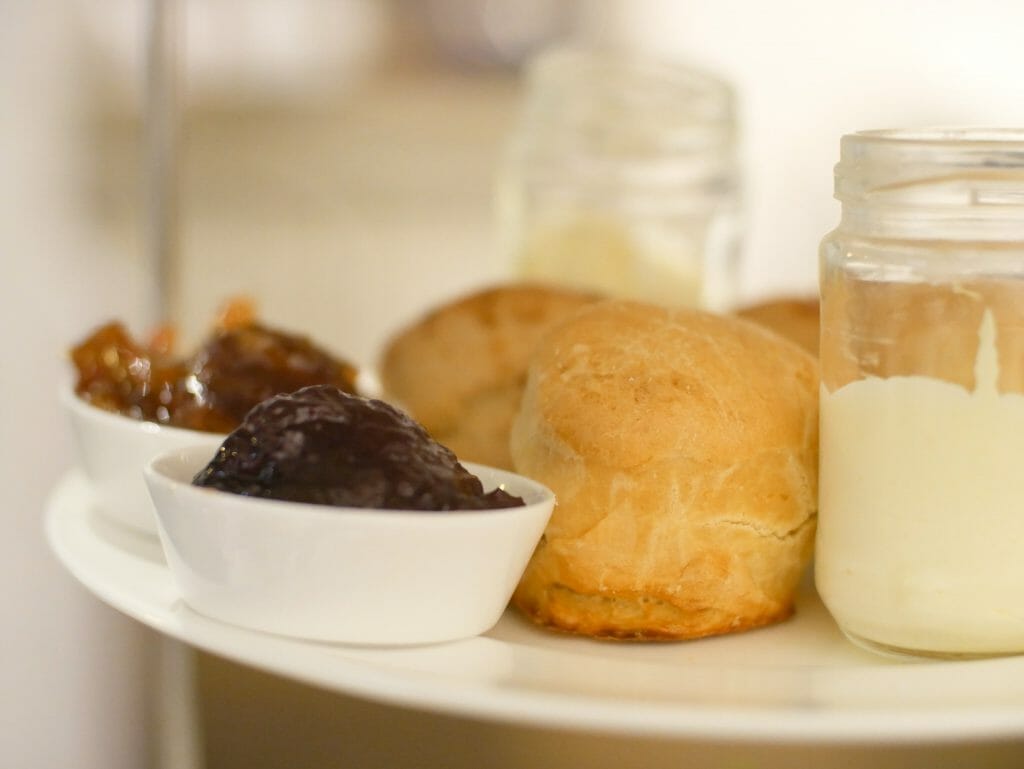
[508,299,820,641]
[515,300,819,470]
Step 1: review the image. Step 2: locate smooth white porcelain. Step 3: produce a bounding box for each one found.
[144,445,555,645]
[50,471,1024,744]
[62,386,225,534]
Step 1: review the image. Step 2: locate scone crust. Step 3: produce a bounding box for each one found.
[379,283,598,468]
[510,300,819,640]
[737,296,820,356]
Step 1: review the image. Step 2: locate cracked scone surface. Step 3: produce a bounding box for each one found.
[510,300,819,640]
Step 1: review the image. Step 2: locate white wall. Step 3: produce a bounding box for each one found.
[586,0,1024,300]
[1,4,152,768]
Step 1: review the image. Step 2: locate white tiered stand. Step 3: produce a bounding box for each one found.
[46,469,1024,761]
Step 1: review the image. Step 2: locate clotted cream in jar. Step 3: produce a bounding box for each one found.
[496,46,742,311]
[817,128,1024,658]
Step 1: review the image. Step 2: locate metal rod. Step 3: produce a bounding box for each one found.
[144,9,201,768]
[143,0,180,325]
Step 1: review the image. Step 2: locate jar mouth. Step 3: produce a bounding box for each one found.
[836,128,1024,197]
[516,45,736,163]
[851,127,1024,147]
[527,46,735,116]
[834,128,1024,240]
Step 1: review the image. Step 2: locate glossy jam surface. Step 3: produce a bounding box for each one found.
[71,318,359,433]
[70,322,189,424]
[193,385,525,511]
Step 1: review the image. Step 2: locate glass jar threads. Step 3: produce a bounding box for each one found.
[496,47,742,311]
[817,128,1024,658]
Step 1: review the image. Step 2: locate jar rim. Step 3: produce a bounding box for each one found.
[513,45,737,171]
[835,127,1024,240]
[526,45,734,108]
[836,127,1024,198]
[848,127,1024,147]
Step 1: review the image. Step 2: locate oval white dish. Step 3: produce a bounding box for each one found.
[62,385,224,534]
[144,445,555,645]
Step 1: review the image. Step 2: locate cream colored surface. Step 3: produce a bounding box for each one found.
[380,283,598,468]
[511,301,818,639]
[818,311,1024,656]
[514,213,706,308]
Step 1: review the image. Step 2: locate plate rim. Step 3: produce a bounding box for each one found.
[44,471,1024,745]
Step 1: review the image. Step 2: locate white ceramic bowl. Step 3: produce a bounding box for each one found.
[62,386,225,534]
[144,445,555,645]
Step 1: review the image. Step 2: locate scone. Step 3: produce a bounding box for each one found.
[510,300,819,640]
[736,296,820,355]
[379,283,599,470]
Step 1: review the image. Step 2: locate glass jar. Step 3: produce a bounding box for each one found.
[817,128,1024,659]
[496,47,742,311]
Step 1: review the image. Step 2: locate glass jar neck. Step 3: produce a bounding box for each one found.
[835,129,1024,241]
[508,46,738,193]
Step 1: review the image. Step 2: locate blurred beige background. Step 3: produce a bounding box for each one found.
[8,1,1024,767]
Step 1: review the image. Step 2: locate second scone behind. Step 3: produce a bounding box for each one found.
[736,296,819,356]
[379,283,599,470]
[510,300,819,641]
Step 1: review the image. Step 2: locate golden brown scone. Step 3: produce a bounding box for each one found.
[737,296,820,355]
[510,300,819,640]
[379,283,600,469]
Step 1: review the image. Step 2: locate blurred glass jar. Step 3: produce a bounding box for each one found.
[817,128,1024,659]
[496,47,742,310]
